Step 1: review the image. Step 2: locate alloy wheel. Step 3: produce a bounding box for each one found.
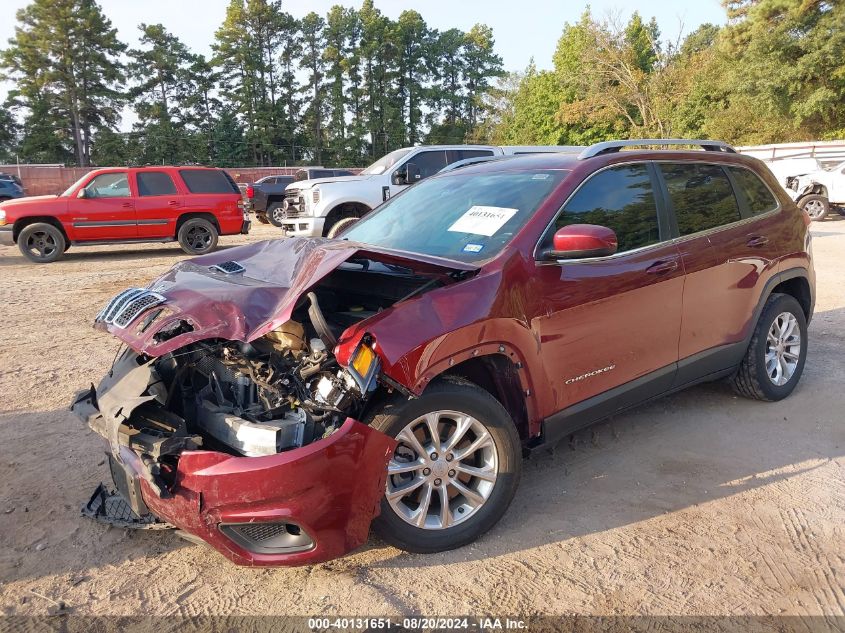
[386,410,498,530]
[765,311,801,386]
[186,226,212,251]
[26,231,58,260]
[803,199,826,219]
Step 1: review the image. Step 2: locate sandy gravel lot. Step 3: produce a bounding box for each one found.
[0,220,843,619]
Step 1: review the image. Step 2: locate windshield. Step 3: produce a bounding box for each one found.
[360,149,412,175]
[342,169,568,262]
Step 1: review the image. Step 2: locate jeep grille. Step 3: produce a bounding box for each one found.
[96,288,167,329]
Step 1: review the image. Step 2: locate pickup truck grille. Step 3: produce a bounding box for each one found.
[283,189,306,218]
[96,288,166,329]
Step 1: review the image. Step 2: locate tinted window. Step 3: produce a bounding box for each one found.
[137,171,177,196]
[551,164,660,252]
[179,169,238,194]
[659,163,740,235]
[448,149,495,163]
[407,150,448,179]
[84,172,130,198]
[727,167,778,216]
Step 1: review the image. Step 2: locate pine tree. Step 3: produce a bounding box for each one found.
[2,0,125,165]
[127,23,194,163]
[300,12,328,164]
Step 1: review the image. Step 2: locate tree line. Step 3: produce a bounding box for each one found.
[489,0,845,148]
[0,0,503,167]
[1,0,842,169]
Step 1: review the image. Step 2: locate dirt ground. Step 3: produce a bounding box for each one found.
[0,219,843,619]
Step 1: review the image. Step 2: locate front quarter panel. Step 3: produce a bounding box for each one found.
[338,257,551,433]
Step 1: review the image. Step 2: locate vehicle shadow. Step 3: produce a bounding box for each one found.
[0,309,841,584]
[0,408,191,584]
[0,243,241,267]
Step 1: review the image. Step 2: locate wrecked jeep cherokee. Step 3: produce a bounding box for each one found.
[73,140,814,566]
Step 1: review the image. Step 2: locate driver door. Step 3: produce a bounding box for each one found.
[530,162,684,427]
[67,171,136,241]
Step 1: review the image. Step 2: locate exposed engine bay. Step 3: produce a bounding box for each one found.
[76,259,444,495]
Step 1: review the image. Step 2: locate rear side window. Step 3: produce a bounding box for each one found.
[659,163,741,235]
[553,164,661,253]
[727,167,778,216]
[179,169,239,194]
[448,149,495,163]
[137,171,177,196]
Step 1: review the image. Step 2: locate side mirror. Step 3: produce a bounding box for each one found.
[77,188,87,199]
[392,163,421,186]
[540,224,618,260]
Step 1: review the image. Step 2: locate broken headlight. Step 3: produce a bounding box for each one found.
[347,340,380,393]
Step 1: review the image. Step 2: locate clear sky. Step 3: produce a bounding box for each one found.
[0,0,727,123]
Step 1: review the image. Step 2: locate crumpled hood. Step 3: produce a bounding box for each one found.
[97,237,477,357]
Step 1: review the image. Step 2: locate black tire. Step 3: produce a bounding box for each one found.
[731,293,807,401]
[267,203,285,228]
[798,194,830,221]
[366,376,522,554]
[325,216,358,238]
[17,222,66,263]
[177,218,218,255]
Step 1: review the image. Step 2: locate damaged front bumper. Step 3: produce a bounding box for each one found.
[72,381,395,567]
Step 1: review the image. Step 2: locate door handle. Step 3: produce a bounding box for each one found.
[121,202,132,208]
[168,200,181,206]
[646,259,679,275]
[746,235,769,247]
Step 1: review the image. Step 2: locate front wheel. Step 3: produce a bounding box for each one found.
[18,222,66,263]
[799,194,830,221]
[367,377,522,553]
[731,293,808,401]
[177,218,218,255]
[326,216,358,238]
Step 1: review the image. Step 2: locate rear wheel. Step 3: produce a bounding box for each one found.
[799,194,830,221]
[18,222,66,263]
[177,218,218,255]
[367,377,521,553]
[732,293,807,401]
[267,203,285,228]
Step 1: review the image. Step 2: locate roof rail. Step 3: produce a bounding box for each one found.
[578,139,735,160]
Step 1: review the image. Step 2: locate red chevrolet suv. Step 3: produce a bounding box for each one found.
[0,166,249,263]
[72,140,814,566]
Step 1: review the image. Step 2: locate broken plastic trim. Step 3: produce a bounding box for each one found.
[81,483,173,530]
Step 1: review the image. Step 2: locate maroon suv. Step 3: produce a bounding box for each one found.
[72,139,814,566]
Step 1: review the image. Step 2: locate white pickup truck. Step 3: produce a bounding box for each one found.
[785,160,845,221]
[276,144,576,237]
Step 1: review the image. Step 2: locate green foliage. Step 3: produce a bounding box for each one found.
[6,0,840,167]
[497,2,845,146]
[2,0,125,166]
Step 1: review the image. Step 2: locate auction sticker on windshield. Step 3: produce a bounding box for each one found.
[448,206,518,237]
